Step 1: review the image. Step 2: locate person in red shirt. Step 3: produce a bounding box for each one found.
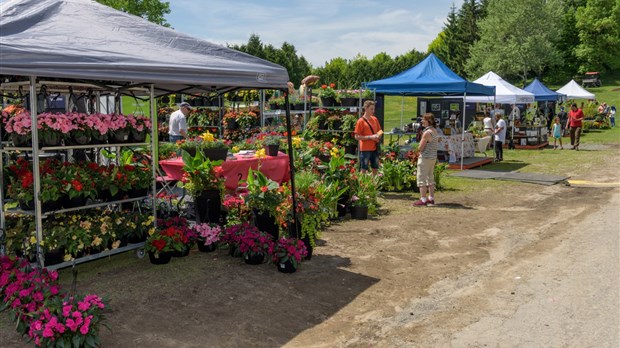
[565,103,584,150]
[354,100,383,173]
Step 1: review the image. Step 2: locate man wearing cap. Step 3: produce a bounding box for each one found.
[169,102,190,143]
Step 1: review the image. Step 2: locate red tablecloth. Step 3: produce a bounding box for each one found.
[159,153,290,191]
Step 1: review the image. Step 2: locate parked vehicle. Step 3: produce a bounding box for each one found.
[582,72,602,87]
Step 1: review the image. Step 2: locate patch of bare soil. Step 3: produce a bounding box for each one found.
[1,158,619,348]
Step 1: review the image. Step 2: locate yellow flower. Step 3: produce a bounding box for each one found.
[232,146,240,153]
[292,136,302,147]
[255,148,266,158]
[63,254,73,262]
[111,240,121,249]
[330,147,340,158]
[72,235,77,240]
[30,236,37,244]
[92,237,102,247]
[40,241,45,247]
[148,228,155,236]
[77,242,84,250]
[201,132,215,142]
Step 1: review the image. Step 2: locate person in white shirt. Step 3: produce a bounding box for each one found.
[169,102,190,143]
[510,104,521,123]
[493,113,507,162]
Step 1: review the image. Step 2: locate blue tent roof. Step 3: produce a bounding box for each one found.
[363,53,494,96]
[523,78,565,101]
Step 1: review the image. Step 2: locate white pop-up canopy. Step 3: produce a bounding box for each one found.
[556,80,596,100]
[463,71,535,104]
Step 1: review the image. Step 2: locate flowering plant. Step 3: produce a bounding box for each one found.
[223,193,251,226]
[4,110,32,135]
[338,89,360,99]
[237,225,273,258]
[349,171,381,213]
[0,256,108,348]
[271,237,308,269]
[126,114,152,132]
[145,225,188,256]
[37,113,74,137]
[193,223,222,247]
[244,168,283,215]
[198,131,229,150]
[27,293,108,348]
[180,150,225,197]
[262,135,282,146]
[319,83,338,99]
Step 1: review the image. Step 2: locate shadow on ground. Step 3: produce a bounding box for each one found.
[45,250,379,348]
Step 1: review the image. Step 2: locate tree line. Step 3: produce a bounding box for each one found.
[100,0,619,88]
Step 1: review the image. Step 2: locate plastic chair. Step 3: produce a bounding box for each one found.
[476,136,492,157]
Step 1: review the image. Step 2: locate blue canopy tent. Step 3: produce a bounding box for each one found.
[523,78,566,137]
[523,78,566,101]
[363,53,495,169]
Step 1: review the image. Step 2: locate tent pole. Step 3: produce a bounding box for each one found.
[460,92,466,170]
[149,84,158,229]
[283,92,298,238]
[400,95,404,130]
[30,76,45,268]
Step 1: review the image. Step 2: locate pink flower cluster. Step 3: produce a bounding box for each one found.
[4,110,32,135]
[27,294,106,347]
[3,111,152,136]
[0,256,107,347]
[193,223,222,246]
[272,237,308,264]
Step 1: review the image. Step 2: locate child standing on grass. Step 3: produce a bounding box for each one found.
[552,116,563,150]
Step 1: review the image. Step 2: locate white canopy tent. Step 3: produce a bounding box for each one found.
[462,72,535,104]
[556,80,596,100]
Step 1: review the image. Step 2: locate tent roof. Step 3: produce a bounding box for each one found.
[464,71,535,104]
[363,53,495,96]
[523,78,565,102]
[556,80,596,100]
[0,0,289,95]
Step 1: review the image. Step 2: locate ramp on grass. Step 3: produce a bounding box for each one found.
[451,170,569,185]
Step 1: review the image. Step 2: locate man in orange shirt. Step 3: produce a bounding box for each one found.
[354,100,383,173]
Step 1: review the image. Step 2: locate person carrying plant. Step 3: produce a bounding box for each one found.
[413,113,439,207]
[354,100,383,174]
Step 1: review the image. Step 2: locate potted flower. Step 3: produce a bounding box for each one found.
[237,224,273,265]
[66,113,92,145]
[272,237,308,273]
[341,113,359,154]
[107,113,130,143]
[193,223,222,252]
[348,171,381,219]
[244,169,283,240]
[126,114,152,142]
[145,224,189,264]
[319,83,339,107]
[37,112,74,147]
[199,131,229,161]
[338,89,360,107]
[327,115,342,130]
[4,110,32,146]
[268,96,285,110]
[222,193,251,226]
[58,163,98,208]
[180,150,225,224]
[262,135,282,156]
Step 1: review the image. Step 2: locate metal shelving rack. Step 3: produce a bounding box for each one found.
[0,77,158,269]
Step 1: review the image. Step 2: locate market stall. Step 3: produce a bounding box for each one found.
[364,53,495,169]
[0,0,291,268]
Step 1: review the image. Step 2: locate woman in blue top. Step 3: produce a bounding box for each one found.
[552,116,563,150]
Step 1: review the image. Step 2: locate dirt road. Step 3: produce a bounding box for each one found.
[1,153,618,348]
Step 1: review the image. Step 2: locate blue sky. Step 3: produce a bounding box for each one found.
[168,0,464,67]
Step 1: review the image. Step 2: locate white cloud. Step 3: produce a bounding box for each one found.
[169,0,460,66]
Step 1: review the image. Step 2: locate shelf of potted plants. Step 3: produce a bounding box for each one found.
[0,83,158,269]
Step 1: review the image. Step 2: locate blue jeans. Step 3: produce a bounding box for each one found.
[169,135,183,143]
[359,150,379,170]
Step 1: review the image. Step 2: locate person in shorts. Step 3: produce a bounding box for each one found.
[413,113,439,207]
